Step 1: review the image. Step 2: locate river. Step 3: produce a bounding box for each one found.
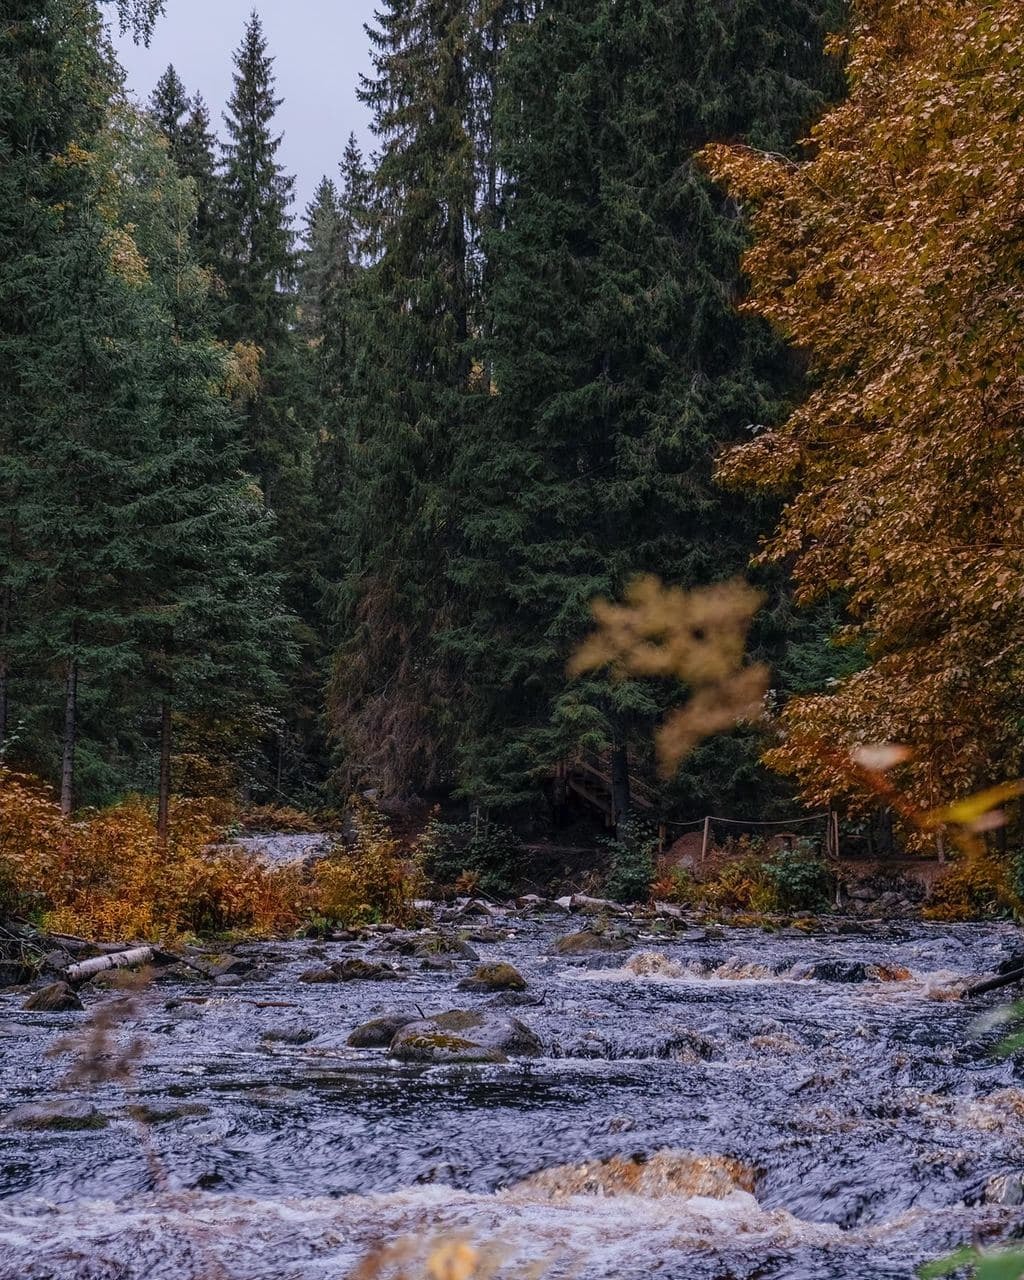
[1,910,1022,1278]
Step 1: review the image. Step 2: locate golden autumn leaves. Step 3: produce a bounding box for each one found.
[696,0,1024,814]
[569,576,769,775]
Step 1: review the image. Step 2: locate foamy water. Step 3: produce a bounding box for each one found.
[1,913,1022,1278]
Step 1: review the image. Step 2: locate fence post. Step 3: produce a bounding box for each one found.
[700,816,711,864]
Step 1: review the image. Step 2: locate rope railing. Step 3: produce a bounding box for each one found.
[663,813,828,828]
[659,810,839,860]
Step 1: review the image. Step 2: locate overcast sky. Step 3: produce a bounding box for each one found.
[113,1,378,220]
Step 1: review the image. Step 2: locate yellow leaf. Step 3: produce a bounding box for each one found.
[928,779,1024,828]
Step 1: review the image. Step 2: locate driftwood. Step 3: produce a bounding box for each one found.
[65,946,155,984]
[962,965,1024,999]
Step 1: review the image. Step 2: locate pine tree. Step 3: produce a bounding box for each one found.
[101,105,291,835]
[445,0,844,815]
[328,0,483,797]
[149,68,220,269]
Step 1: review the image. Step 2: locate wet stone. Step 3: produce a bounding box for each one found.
[299,959,402,984]
[347,1012,420,1048]
[389,1008,542,1063]
[1,1101,106,1131]
[413,934,480,961]
[457,961,527,992]
[550,931,634,957]
[261,1023,316,1045]
[985,1172,1024,1206]
[22,981,83,1012]
[126,1102,211,1124]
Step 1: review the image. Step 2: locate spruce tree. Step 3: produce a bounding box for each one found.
[303,136,370,601]
[446,0,844,815]
[149,68,220,269]
[102,105,291,834]
[217,13,322,794]
[328,0,482,797]
[218,13,295,356]
[0,0,165,809]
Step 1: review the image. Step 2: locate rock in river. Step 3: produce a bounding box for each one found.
[389,1008,542,1063]
[347,1012,420,1048]
[22,981,83,1012]
[551,931,633,957]
[457,961,526,993]
[299,959,402,984]
[1,1101,105,1131]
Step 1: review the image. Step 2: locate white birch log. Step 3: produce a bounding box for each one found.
[65,946,155,984]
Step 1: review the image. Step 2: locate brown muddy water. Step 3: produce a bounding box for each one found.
[1,911,1023,1278]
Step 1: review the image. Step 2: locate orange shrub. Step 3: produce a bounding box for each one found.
[924,854,1019,922]
[0,769,306,941]
[310,800,424,927]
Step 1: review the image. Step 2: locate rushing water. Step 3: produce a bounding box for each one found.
[1,910,1023,1278]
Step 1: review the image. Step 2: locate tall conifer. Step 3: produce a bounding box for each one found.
[329,1,480,796]
[446,0,843,814]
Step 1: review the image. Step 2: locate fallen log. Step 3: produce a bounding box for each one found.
[65,946,155,984]
[961,965,1024,999]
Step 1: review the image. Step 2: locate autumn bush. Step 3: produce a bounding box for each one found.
[653,839,831,916]
[0,768,304,940]
[311,800,424,927]
[237,804,329,834]
[924,853,1020,923]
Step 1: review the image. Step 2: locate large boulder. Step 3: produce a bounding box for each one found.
[347,1012,420,1048]
[550,931,633,957]
[23,981,83,1012]
[389,1008,542,1064]
[457,962,527,993]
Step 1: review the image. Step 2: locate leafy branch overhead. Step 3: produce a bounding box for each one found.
[570,577,770,775]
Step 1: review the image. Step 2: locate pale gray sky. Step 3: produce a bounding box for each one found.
[113,1,378,219]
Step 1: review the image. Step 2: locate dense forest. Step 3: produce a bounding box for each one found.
[3,6,1024,1279]
[1,0,1021,853]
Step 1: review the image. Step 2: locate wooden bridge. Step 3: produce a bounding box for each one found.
[553,750,658,829]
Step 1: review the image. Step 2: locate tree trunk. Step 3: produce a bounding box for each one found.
[157,699,172,844]
[60,656,77,817]
[0,584,9,751]
[65,946,155,985]
[610,738,631,830]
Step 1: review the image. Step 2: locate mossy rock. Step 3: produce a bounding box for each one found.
[550,931,633,956]
[1,1102,106,1131]
[457,961,527,993]
[414,934,480,961]
[298,959,401,984]
[347,1012,420,1048]
[390,1007,542,1062]
[390,1030,506,1064]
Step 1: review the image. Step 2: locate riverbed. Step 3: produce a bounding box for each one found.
[1,911,1022,1278]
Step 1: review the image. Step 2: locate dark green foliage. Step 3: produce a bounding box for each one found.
[761,844,832,912]
[217,13,295,344]
[423,818,524,898]
[444,0,845,814]
[0,2,288,808]
[599,820,658,904]
[215,13,324,796]
[149,68,220,268]
[329,0,480,796]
